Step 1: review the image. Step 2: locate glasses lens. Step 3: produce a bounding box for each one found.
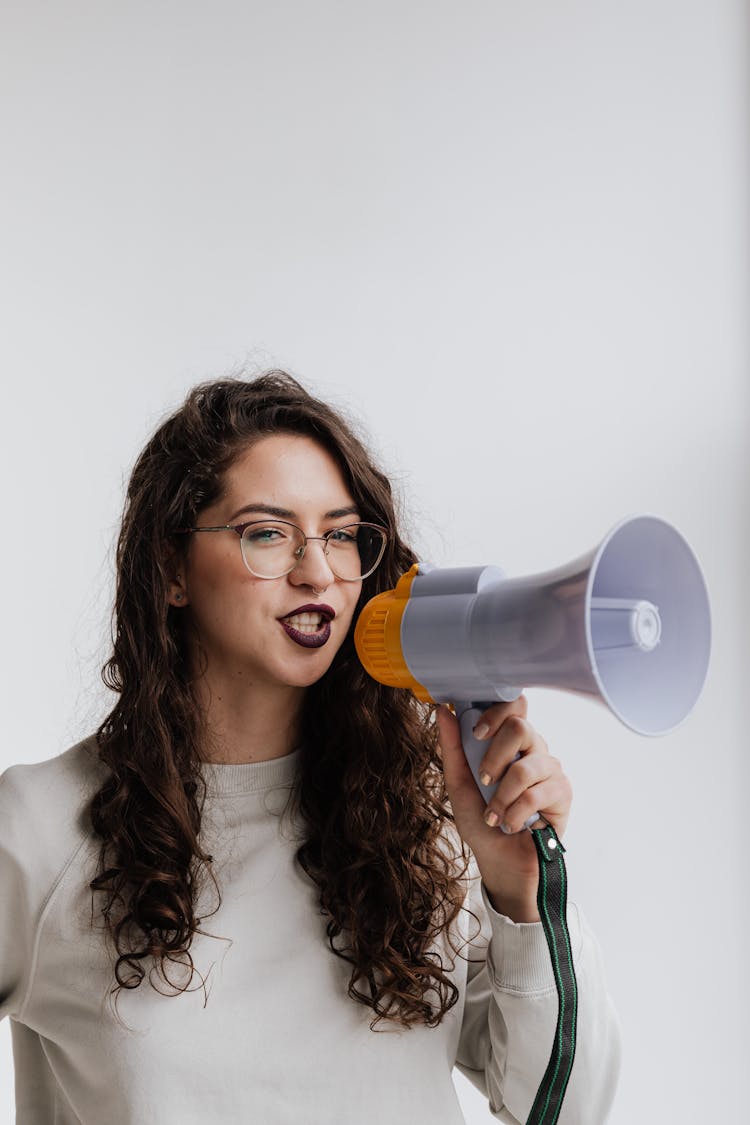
[326,524,387,580]
[240,521,305,579]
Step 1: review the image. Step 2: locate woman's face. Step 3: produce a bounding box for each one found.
[173,433,365,691]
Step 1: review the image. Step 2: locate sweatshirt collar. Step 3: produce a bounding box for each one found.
[199,746,302,796]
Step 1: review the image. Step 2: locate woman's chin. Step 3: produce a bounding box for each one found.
[278,652,337,688]
[296,661,336,688]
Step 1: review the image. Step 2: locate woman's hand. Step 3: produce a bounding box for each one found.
[434,695,573,922]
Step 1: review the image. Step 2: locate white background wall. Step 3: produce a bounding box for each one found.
[1,1,746,1121]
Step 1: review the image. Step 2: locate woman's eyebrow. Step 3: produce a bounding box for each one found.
[227,502,361,521]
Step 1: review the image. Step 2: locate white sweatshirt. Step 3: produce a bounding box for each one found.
[0,736,621,1123]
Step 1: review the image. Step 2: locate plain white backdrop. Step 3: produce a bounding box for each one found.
[0,1,746,1121]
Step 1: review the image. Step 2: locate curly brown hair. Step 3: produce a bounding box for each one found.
[89,369,477,1030]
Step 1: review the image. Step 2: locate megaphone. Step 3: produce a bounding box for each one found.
[354,514,711,803]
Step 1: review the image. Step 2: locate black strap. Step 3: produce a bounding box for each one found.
[524,822,578,1125]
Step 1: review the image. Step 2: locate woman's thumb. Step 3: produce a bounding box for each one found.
[435,705,472,781]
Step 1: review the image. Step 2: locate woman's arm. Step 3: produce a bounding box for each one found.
[436,698,622,1121]
[0,767,34,1024]
[455,859,622,1123]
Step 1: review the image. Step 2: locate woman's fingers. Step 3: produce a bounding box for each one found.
[472,707,571,835]
[472,694,528,741]
[436,700,573,886]
[488,766,572,835]
[476,714,547,786]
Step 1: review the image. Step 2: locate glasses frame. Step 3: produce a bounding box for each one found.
[172,519,389,581]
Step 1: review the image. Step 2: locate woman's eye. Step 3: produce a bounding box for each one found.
[328,528,357,543]
[247,527,286,543]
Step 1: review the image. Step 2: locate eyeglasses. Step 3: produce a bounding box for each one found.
[172,519,389,581]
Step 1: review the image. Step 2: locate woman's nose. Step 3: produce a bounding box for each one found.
[289,538,335,591]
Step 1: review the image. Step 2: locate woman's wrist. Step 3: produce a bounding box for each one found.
[484,881,540,923]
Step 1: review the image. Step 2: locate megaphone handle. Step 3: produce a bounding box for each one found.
[457,701,578,1123]
[457,704,540,831]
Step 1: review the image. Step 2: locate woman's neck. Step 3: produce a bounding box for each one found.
[191,671,305,765]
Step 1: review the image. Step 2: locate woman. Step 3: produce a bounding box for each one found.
[0,371,620,1123]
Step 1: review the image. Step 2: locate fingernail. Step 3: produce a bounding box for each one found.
[485,810,499,827]
[479,771,492,787]
[474,723,490,740]
[500,821,513,834]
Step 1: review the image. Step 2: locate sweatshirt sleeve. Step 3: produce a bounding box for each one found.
[454,861,622,1124]
[0,765,36,1024]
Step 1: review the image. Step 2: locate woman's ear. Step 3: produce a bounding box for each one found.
[165,541,189,607]
[168,582,188,607]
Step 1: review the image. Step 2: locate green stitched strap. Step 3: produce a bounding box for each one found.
[525,823,578,1125]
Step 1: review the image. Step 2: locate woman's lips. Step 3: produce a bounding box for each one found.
[278,606,334,649]
[279,619,332,649]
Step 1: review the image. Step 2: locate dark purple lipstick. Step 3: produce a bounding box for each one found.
[278,603,335,650]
